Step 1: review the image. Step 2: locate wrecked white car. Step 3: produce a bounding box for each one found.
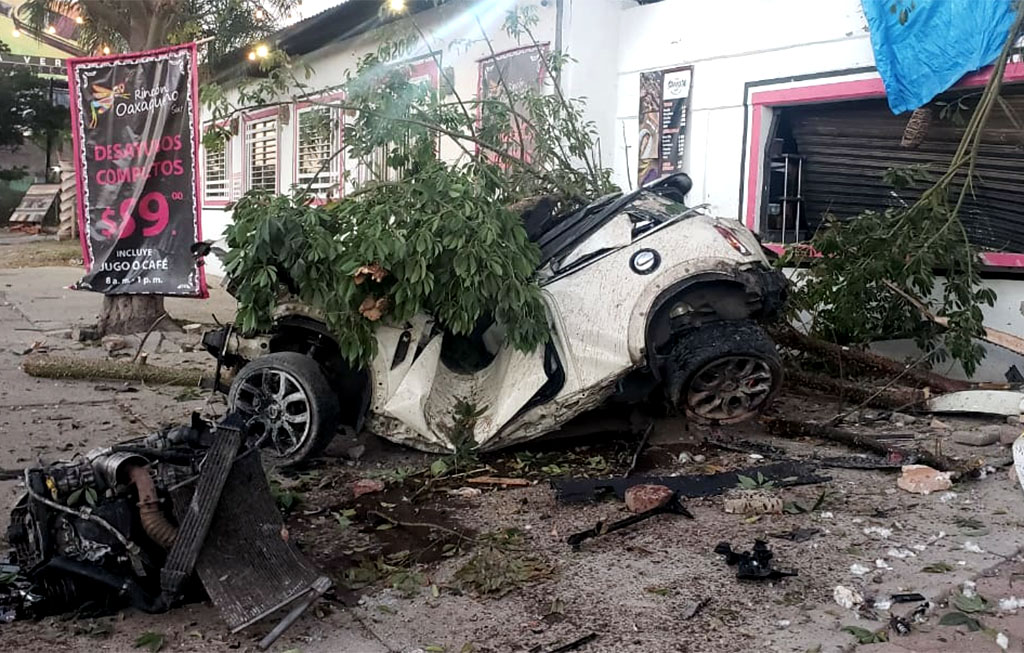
[203,173,787,464]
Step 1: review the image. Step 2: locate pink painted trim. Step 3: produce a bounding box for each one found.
[65,56,91,269]
[293,91,345,198]
[744,61,1024,267]
[188,42,208,298]
[981,252,1024,267]
[744,106,762,230]
[766,243,1024,268]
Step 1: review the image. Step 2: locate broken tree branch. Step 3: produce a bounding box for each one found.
[771,325,969,393]
[22,355,210,387]
[762,416,972,475]
[784,368,927,411]
[883,279,1024,357]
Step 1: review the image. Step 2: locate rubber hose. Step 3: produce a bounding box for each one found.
[127,464,177,549]
[43,556,168,614]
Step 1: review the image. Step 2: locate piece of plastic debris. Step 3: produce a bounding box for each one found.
[819,511,834,519]
[962,580,977,597]
[677,453,691,464]
[997,632,1009,650]
[897,465,953,495]
[939,492,958,503]
[964,541,985,554]
[850,563,871,576]
[834,585,864,609]
[874,599,893,611]
[863,526,892,539]
[912,544,927,551]
[999,597,1024,611]
[747,454,764,461]
[692,454,706,463]
[911,602,932,623]
[887,548,916,559]
[776,619,791,628]
[876,558,892,570]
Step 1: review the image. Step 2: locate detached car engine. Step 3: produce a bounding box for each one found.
[5,415,212,617]
[2,413,331,649]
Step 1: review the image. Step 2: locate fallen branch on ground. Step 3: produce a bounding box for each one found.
[772,325,969,393]
[21,354,209,387]
[762,416,973,475]
[784,368,926,410]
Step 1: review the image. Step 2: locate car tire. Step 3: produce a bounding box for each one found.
[227,352,339,467]
[666,320,782,424]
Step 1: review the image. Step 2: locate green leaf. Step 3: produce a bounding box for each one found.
[333,512,352,530]
[841,625,887,644]
[939,611,982,631]
[66,488,83,506]
[84,487,98,507]
[952,592,989,613]
[430,458,449,477]
[134,631,165,652]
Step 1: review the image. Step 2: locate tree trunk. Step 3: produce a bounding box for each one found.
[98,295,168,335]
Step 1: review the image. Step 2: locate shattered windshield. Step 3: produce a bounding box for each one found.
[626,191,688,224]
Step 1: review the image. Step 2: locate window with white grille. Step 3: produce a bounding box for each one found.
[204,143,228,202]
[246,116,277,192]
[296,106,339,195]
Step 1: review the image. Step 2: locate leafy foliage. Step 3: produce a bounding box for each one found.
[779,165,994,377]
[781,14,1024,378]
[214,7,614,366]
[841,625,888,644]
[0,40,68,152]
[454,529,553,598]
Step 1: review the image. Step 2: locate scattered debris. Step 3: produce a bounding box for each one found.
[72,324,100,342]
[834,585,864,610]
[351,479,386,498]
[567,493,693,550]
[963,541,985,554]
[850,563,871,576]
[624,484,673,513]
[763,417,968,473]
[552,461,828,503]
[467,476,532,487]
[863,526,893,539]
[889,614,911,636]
[887,548,916,559]
[952,429,1000,447]
[101,334,129,352]
[723,488,783,515]
[926,390,1024,417]
[997,632,1009,651]
[448,487,483,498]
[714,540,796,581]
[999,596,1024,611]
[897,465,953,495]
[892,592,927,603]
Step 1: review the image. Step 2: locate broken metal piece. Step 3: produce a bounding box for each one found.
[714,539,796,581]
[891,592,927,603]
[889,614,911,636]
[541,632,599,653]
[567,493,693,550]
[552,461,828,503]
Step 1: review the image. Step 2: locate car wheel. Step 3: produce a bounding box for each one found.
[666,320,782,423]
[227,352,339,467]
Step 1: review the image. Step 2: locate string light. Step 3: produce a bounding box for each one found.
[388,0,406,11]
[255,7,264,19]
[11,28,20,37]
[46,25,56,34]
[75,16,83,24]
[102,45,110,55]
[248,51,257,61]
[255,44,269,58]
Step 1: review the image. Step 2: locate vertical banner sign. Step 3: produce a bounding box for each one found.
[67,43,207,297]
[637,66,692,187]
[478,46,547,164]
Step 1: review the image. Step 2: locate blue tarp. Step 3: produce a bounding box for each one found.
[861,0,1016,114]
